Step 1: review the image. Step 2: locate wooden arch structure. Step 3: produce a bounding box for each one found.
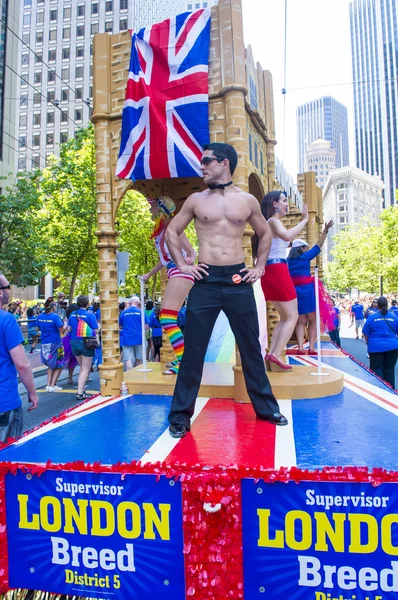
[91,0,320,397]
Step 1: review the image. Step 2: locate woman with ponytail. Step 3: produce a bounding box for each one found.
[142,196,196,375]
[254,191,308,371]
[362,296,398,389]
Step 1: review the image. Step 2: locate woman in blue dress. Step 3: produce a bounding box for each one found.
[287,220,334,354]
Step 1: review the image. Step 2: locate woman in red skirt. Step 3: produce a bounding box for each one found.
[257,191,308,371]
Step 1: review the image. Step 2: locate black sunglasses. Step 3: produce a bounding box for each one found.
[200,156,223,166]
[0,284,10,290]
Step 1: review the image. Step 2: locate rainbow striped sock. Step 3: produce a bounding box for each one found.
[160,309,184,366]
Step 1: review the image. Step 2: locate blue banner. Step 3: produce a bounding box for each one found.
[242,479,398,600]
[5,470,185,599]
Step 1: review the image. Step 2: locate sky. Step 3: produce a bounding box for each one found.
[241,0,354,177]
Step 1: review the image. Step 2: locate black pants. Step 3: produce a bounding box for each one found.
[329,329,341,347]
[168,264,280,428]
[369,349,398,389]
[152,336,162,361]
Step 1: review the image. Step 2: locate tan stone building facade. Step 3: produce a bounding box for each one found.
[91,0,321,396]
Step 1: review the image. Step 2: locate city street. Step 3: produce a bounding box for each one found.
[20,344,101,433]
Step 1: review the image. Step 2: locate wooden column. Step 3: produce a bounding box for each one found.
[305,172,318,256]
[92,33,124,396]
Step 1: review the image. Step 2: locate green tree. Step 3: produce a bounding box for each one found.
[117,191,198,298]
[324,212,398,294]
[41,126,98,301]
[117,191,160,298]
[379,206,398,291]
[325,220,382,293]
[0,171,47,286]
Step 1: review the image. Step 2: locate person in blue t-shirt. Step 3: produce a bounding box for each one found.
[365,300,378,319]
[0,273,38,442]
[390,299,398,317]
[350,300,365,339]
[145,300,154,361]
[118,302,126,361]
[177,301,187,335]
[67,295,99,401]
[149,305,163,362]
[27,307,40,353]
[363,296,398,389]
[93,302,102,370]
[62,303,78,385]
[36,297,66,392]
[329,300,341,347]
[119,297,149,370]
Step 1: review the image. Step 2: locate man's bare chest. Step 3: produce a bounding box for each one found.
[194,202,250,226]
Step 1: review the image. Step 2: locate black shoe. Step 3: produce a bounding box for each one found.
[260,412,288,426]
[169,424,188,438]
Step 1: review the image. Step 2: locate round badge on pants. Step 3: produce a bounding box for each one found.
[232,274,242,284]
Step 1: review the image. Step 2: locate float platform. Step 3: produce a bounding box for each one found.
[0,342,397,600]
[0,342,396,469]
[124,361,344,400]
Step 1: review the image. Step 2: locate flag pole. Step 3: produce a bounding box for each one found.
[311,266,329,377]
[136,276,152,373]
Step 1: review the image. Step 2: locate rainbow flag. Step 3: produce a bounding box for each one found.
[77,319,95,338]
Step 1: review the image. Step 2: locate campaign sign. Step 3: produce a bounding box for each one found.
[242,479,398,600]
[5,470,185,599]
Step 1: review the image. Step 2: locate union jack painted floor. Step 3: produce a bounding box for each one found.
[0,342,397,471]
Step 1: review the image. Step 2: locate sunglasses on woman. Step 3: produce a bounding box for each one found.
[0,284,10,290]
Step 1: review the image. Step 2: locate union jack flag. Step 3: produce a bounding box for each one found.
[116,9,211,181]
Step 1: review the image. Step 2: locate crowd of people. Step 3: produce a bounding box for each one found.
[4,286,186,394]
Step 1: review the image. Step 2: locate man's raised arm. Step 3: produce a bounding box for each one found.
[166,194,208,280]
[240,195,272,283]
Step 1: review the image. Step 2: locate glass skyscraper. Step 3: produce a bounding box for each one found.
[350,0,398,206]
[296,96,349,175]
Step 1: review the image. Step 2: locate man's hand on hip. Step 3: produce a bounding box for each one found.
[240,265,264,283]
[180,263,209,280]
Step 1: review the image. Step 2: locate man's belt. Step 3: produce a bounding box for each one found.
[266,258,287,265]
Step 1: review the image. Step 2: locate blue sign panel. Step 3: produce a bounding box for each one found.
[242,479,398,600]
[5,470,185,599]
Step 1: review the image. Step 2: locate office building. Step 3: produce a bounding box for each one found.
[0,1,20,186]
[323,166,383,261]
[305,139,336,189]
[16,0,191,173]
[296,96,349,174]
[186,0,218,9]
[350,0,398,206]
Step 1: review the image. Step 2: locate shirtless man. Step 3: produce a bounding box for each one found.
[165,142,287,438]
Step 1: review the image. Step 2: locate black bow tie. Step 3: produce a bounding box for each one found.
[208,181,233,190]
